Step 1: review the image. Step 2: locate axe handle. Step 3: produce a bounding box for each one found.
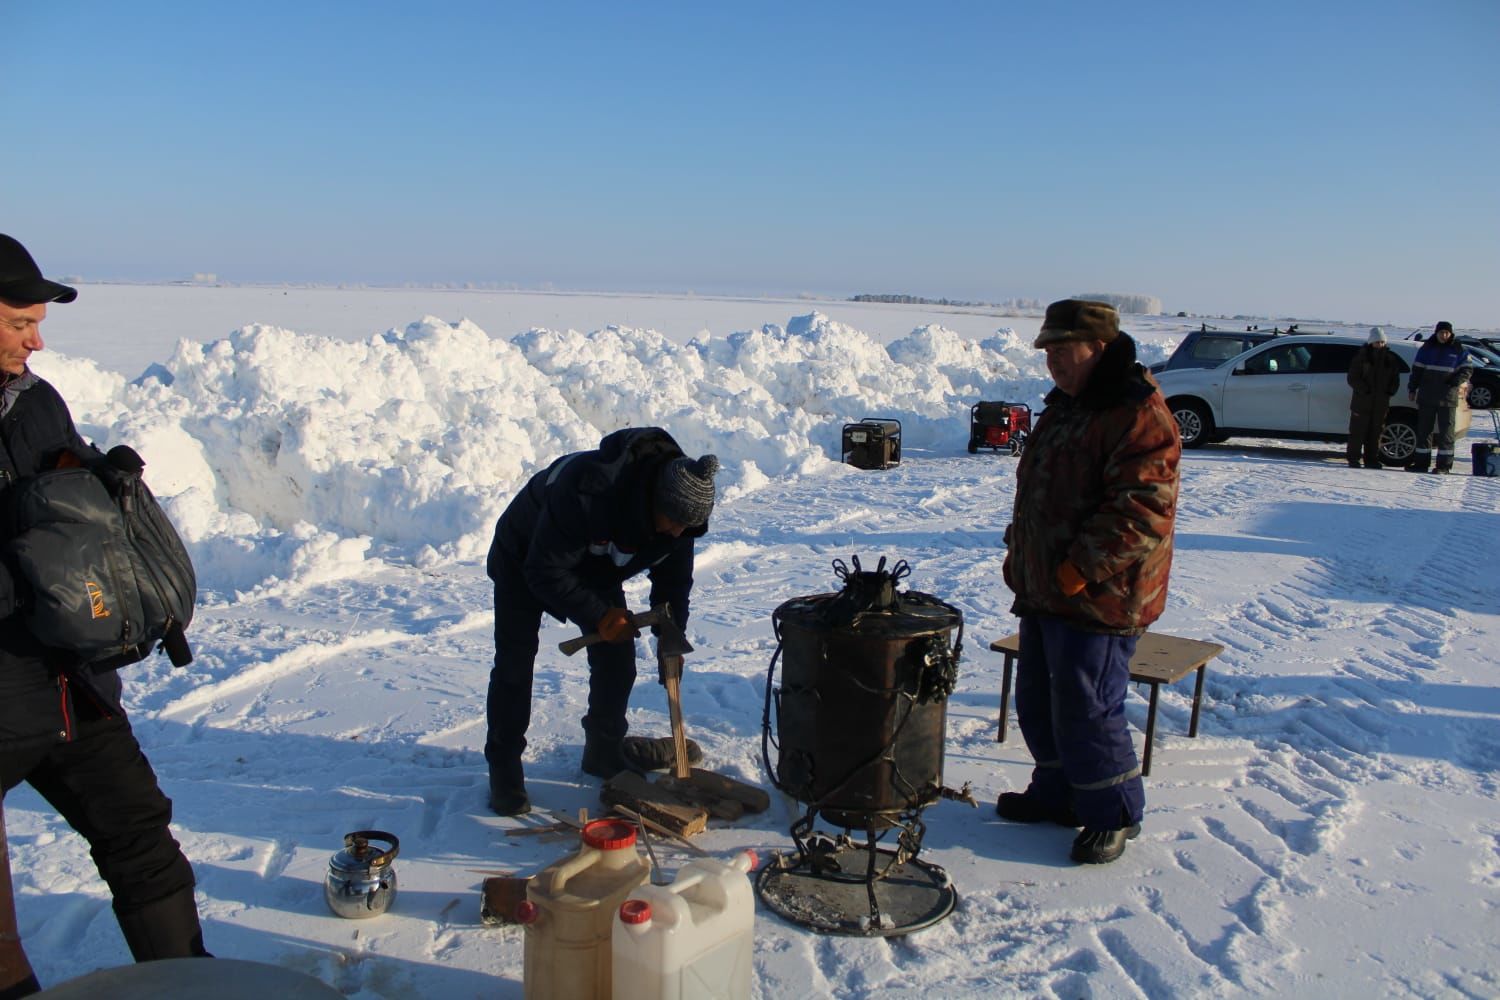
[661,656,692,780]
[558,609,664,656]
[558,632,603,656]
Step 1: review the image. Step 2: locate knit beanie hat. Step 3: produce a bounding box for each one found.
[1434,321,1454,335]
[1034,299,1120,348]
[1367,327,1387,345]
[654,454,719,527]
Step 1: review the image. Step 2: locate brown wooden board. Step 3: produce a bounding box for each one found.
[600,771,708,838]
[657,769,771,814]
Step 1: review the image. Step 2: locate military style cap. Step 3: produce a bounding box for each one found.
[1033,299,1119,348]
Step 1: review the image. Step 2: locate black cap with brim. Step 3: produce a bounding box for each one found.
[0,234,78,304]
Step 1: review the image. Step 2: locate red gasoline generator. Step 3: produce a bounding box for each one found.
[968,401,1031,455]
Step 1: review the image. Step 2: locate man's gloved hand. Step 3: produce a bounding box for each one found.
[1056,561,1087,597]
[597,607,640,644]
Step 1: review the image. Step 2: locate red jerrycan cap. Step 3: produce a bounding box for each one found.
[619,899,653,925]
[515,900,539,924]
[583,818,637,850]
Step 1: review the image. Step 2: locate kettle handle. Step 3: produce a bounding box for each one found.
[344,830,400,866]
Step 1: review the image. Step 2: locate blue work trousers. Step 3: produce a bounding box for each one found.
[1015,614,1144,828]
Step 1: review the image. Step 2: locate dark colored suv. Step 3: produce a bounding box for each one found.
[1150,326,1280,374]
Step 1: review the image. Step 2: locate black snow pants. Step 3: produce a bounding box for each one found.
[486,564,636,777]
[1346,401,1389,466]
[0,719,204,961]
[1412,401,1457,470]
[1014,614,1145,829]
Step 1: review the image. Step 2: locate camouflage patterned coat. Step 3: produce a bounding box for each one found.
[1004,334,1180,635]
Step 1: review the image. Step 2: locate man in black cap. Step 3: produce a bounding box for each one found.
[483,427,717,815]
[1406,321,1472,474]
[0,235,209,993]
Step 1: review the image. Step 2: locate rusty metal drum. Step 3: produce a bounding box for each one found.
[769,562,962,831]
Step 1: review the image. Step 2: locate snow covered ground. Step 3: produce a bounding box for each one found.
[8,289,1499,998]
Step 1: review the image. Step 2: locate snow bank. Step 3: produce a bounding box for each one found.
[30,312,1166,599]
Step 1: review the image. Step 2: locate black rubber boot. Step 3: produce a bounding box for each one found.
[581,734,642,779]
[1406,456,1431,473]
[995,791,1081,827]
[489,758,530,816]
[621,736,704,772]
[0,974,40,1000]
[1070,824,1141,864]
[116,887,211,961]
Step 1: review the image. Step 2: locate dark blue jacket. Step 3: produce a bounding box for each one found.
[485,427,705,631]
[0,374,126,751]
[1408,338,1473,407]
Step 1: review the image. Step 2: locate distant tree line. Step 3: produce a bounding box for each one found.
[851,293,1046,309]
[1071,292,1163,315]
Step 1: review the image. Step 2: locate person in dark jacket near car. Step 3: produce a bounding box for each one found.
[1345,327,1403,469]
[999,300,1180,865]
[484,427,717,815]
[1406,321,1472,474]
[0,235,208,997]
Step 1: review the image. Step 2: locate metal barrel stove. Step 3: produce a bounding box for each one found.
[758,556,970,937]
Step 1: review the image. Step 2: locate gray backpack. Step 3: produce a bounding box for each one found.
[4,447,195,670]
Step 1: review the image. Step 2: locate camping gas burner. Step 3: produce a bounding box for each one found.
[757,555,969,937]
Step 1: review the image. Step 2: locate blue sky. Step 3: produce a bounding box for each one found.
[5,1,1497,326]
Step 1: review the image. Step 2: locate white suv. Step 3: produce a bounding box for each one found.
[1155,334,1471,464]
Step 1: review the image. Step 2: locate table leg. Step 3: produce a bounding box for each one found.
[1189,664,1206,738]
[997,654,1014,743]
[1142,682,1160,777]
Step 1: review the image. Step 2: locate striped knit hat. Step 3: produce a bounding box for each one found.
[654,454,719,527]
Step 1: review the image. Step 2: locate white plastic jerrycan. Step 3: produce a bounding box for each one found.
[611,850,757,1000]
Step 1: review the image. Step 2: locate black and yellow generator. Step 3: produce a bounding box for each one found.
[842,418,903,470]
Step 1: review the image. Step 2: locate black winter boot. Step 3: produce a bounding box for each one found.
[489,758,530,816]
[1406,455,1431,473]
[621,736,704,773]
[0,974,40,1000]
[580,734,642,779]
[116,887,211,961]
[1070,824,1141,864]
[995,791,1081,827]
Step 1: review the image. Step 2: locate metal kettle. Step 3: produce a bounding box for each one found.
[324,830,399,919]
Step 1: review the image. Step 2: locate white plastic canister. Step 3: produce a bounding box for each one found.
[611,850,757,1000]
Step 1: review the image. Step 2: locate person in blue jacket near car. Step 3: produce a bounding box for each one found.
[1406,321,1472,474]
[483,427,718,815]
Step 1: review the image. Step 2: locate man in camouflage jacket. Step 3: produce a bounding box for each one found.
[1000,299,1180,864]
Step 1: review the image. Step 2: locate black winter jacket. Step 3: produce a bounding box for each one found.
[485,427,705,631]
[0,374,126,752]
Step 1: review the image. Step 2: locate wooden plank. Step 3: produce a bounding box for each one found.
[607,803,709,857]
[600,771,708,838]
[658,769,771,814]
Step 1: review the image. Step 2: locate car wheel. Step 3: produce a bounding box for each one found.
[1469,383,1494,409]
[1380,413,1417,465]
[1169,399,1213,448]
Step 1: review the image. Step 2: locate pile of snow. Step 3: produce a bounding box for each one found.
[34,312,1170,600]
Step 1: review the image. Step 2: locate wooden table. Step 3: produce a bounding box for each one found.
[989,631,1224,776]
